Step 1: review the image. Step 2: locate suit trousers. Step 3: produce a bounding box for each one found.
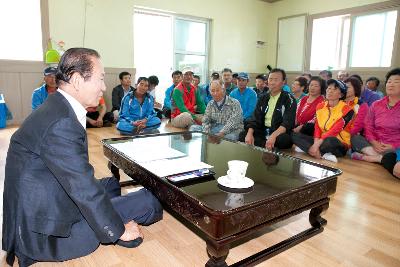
[99,177,163,225]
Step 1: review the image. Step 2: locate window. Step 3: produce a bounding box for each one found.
[350,10,397,67]
[174,18,208,82]
[310,15,350,70]
[134,9,209,104]
[0,0,43,61]
[309,8,398,70]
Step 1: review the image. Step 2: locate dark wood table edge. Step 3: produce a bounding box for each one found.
[101,135,339,267]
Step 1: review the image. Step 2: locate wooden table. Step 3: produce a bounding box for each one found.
[102,132,340,266]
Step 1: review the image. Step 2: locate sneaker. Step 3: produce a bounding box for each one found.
[351,152,364,161]
[322,153,338,163]
[294,146,305,153]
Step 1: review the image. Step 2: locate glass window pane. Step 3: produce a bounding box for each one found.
[0,0,43,61]
[310,15,350,70]
[175,19,206,54]
[350,10,397,67]
[175,54,205,81]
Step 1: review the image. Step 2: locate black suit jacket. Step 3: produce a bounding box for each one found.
[2,92,125,261]
[245,91,297,135]
[112,85,133,112]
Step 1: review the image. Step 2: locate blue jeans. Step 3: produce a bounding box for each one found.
[189,123,240,141]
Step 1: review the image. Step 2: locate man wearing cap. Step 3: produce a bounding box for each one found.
[171,68,206,128]
[229,72,257,121]
[221,68,237,95]
[32,67,57,110]
[241,68,296,150]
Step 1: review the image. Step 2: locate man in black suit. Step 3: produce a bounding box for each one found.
[2,48,162,266]
[111,71,134,121]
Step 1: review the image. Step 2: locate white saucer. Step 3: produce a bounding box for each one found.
[217,175,254,189]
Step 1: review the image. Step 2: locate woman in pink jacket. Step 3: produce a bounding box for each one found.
[351,68,400,163]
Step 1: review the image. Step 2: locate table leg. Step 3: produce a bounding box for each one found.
[108,161,120,180]
[309,202,329,228]
[205,241,229,267]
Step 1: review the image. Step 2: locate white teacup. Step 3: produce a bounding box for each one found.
[227,160,248,182]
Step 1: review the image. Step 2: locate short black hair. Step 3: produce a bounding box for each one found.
[302,72,312,79]
[193,75,200,80]
[295,76,308,89]
[366,76,380,87]
[385,68,400,84]
[344,77,362,97]
[232,73,238,78]
[256,74,266,81]
[269,68,286,81]
[56,47,100,86]
[148,75,159,86]
[137,77,149,84]
[319,70,332,78]
[119,71,131,80]
[222,68,232,73]
[350,74,363,85]
[309,76,326,95]
[172,70,182,77]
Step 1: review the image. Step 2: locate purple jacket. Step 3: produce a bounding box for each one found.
[365,96,400,149]
[360,88,381,106]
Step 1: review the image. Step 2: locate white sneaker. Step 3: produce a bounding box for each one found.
[322,153,338,163]
[294,146,305,153]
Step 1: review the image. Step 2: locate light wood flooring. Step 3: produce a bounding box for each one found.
[1,122,399,267]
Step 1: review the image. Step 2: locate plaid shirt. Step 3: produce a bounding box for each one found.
[203,96,244,134]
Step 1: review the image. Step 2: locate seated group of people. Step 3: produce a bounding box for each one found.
[31,65,400,179]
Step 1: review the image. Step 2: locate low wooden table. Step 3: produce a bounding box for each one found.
[102,132,340,266]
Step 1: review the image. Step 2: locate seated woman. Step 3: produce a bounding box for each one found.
[292,79,354,163]
[344,77,369,152]
[293,76,325,136]
[351,68,400,163]
[190,81,244,141]
[291,76,308,103]
[381,148,400,179]
[117,77,161,135]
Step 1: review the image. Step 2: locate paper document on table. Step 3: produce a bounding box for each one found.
[110,141,186,162]
[140,157,213,177]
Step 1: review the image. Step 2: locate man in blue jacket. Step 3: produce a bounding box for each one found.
[229,72,257,121]
[31,67,57,110]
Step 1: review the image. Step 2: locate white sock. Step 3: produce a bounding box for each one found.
[322,153,338,163]
[294,146,305,153]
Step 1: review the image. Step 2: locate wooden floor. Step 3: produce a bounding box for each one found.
[1,122,399,267]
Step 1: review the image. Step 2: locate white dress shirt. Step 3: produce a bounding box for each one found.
[58,89,87,129]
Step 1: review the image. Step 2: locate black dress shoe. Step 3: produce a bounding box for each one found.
[116,237,143,248]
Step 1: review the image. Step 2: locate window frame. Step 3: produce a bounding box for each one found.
[305,0,400,72]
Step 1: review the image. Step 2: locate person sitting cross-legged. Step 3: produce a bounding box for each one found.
[86,96,114,128]
[350,68,400,163]
[170,68,206,128]
[229,72,257,121]
[189,81,244,141]
[239,68,296,150]
[292,76,325,137]
[381,148,400,179]
[117,77,161,135]
[292,79,354,163]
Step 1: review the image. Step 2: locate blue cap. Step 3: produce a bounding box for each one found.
[237,72,249,80]
[327,79,347,95]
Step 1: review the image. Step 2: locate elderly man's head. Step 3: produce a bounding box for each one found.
[210,80,225,102]
[337,70,349,81]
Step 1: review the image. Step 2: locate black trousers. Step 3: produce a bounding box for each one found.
[86,111,114,128]
[299,123,315,136]
[292,132,347,157]
[239,129,293,150]
[381,152,398,178]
